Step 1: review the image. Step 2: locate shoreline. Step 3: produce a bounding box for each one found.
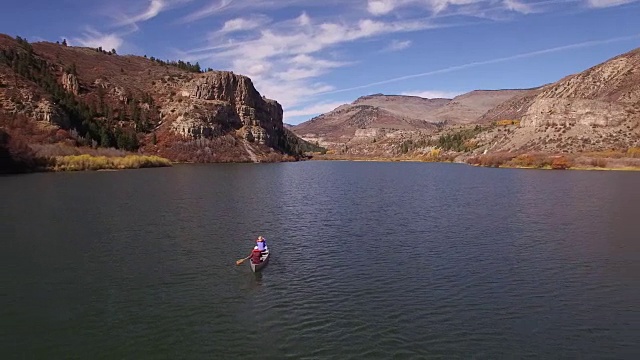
[307,155,640,171]
[5,154,640,174]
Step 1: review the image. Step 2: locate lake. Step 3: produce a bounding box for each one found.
[1,162,639,359]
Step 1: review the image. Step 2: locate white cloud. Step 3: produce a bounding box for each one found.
[71,28,124,51]
[296,12,312,26]
[368,0,398,15]
[503,0,534,13]
[586,0,638,7]
[385,39,412,51]
[401,90,462,98]
[367,0,539,16]
[180,0,345,23]
[116,0,166,25]
[176,0,636,119]
[179,0,234,23]
[219,15,271,33]
[185,13,436,113]
[428,0,484,13]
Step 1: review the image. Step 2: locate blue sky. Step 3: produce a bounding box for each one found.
[1,0,640,124]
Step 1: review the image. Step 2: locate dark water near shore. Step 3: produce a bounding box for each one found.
[1,162,639,359]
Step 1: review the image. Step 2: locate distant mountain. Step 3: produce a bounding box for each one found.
[291,94,449,144]
[292,46,640,158]
[433,89,530,124]
[291,90,527,145]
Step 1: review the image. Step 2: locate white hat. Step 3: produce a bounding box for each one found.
[254,246,259,250]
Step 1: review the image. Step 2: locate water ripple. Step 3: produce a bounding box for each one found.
[1,163,639,358]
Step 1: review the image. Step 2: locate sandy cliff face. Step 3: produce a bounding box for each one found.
[467,48,640,154]
[432,90,528,124]
[483,48,640,128]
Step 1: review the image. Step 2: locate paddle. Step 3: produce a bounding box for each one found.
[236,255,251,265]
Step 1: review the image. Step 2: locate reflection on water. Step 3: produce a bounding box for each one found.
[1,163,639,358]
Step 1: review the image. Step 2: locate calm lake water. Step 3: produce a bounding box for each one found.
[1,162,639,359]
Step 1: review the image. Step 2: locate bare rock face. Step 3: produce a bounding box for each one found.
[521,98,626,127]
[61,72,79,95]
[34,100,69,127]
[168,71,283,145]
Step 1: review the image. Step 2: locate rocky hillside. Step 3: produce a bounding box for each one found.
[0,34,318,164]
[291,90,527,148]
[292,94,449,146]
[434,89,530,124]
[294,46,640,159]
[475,47,640,153]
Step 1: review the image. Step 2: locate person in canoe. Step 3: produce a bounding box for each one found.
[256,236,268,253]
[250,246,262,264]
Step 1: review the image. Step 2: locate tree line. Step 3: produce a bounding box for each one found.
[146,56,209,73]
[0,36,160,151]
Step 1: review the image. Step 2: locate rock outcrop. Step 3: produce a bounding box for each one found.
[61,72,78,95]
[169,71,283,146]
[482,47,640,127]
[520,99,626,127]
[0,33,302,162]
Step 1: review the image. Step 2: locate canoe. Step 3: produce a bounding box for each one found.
[250,248,270,272]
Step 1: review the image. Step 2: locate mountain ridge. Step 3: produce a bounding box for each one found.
[292,45,640,161]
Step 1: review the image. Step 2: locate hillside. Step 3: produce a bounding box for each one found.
[292,94,449,145]
[475,47,640,154]
[434,89,530,124]
[0,34,319,169]
[291,90,527,148]
[297,46,640,165]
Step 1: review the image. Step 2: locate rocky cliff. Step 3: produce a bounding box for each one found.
[473,47,640,154]
[0,34,315,164]
[482,48,640,127]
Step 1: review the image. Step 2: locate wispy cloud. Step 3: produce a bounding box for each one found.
[385,39,412,51]
[185,13,437,110]
[503,0,534,13]
[172,0,637,120]
[110,0,197,27]
[366,0,536,16]
[117,0,166,25]
[368,0,398,15]
[70,28,124,51]
[179,0,234,23]
[586,0,639,7]
[401,90,462,98]
[322,33,640,95]
[218,15,272,34]
[180,0,351,23]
